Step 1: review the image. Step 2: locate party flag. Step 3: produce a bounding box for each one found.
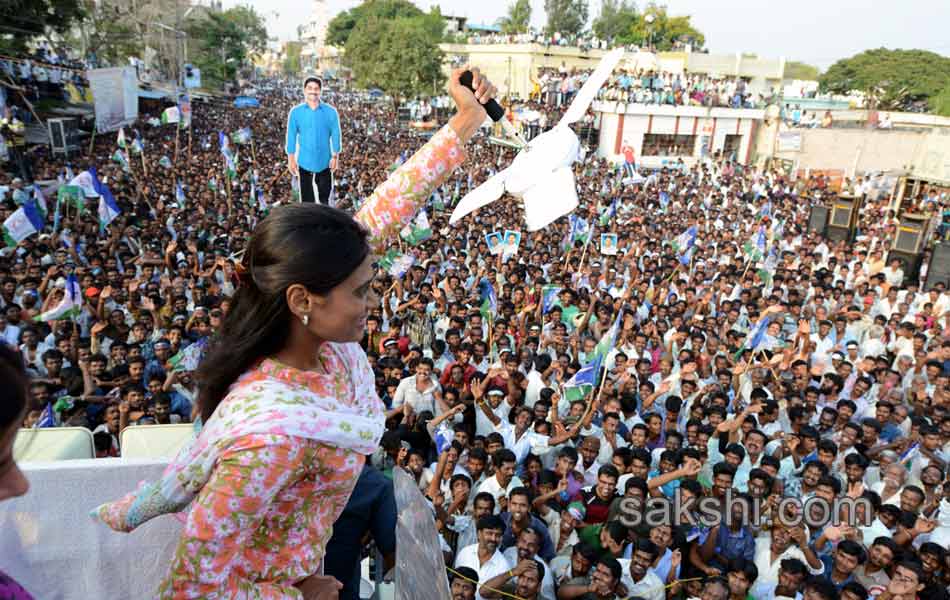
[34,275,82,322]
[3,201,44,247]
[161,106,180,125]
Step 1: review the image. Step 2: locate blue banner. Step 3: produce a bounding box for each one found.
[233,96,260,109]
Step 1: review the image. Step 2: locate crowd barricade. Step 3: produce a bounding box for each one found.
[119,423,194,459]
[14,426,95,461]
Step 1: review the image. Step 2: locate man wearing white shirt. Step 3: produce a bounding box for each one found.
[476,449,523,514]
[455,515,513,600]
[0,313,20,347]
[752,524,823,590]
[390,357,443,418]
[618,538,664,600]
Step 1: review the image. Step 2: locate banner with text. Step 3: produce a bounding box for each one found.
[87,67,139,133]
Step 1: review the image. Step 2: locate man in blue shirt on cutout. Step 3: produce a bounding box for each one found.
[285,75,342,204]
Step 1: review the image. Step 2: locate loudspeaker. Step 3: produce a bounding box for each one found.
[893,213,928,254]
[829,196,858,227]
[826,194,862,243]
[887,249,924,286]
[397,107,412,125]
[925,242,950,291]
[47,117,80,156]
[807,205,829,235]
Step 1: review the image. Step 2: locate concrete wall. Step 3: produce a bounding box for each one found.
[764,128,930,176]
[439,43,785,101]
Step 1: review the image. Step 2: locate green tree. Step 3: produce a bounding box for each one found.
[327,0,423,47]
[628,3,704,51]
[783,61,820,81]
[345,12,444,105]
[819,48,950,111]
[188,6,267,86]
[592,0,638,44]
[497,0,532,34]
[933,83,950,117]
[283,42,302,76]
[544,0,589,37]
[0,0,85,54]
[70,1,141,66]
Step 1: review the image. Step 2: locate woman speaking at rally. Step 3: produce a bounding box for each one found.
[92,67,497,599]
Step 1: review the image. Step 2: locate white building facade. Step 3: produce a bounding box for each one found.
[592,101,766,167]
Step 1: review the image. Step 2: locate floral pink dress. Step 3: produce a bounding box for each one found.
[95,124,468,599]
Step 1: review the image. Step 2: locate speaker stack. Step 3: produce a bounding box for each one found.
[807,205,829,235]
[888,213,929,285]
[925,242,950,290]
[825,194,863,243]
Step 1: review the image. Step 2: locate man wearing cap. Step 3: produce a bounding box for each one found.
[285,75,341,204]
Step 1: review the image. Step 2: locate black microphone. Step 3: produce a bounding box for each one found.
[459,70,505,122]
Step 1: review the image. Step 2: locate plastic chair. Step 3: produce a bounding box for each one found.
[14,427,95,461]
[119,424,194,459]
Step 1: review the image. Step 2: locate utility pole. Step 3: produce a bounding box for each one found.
[175,0,182,89]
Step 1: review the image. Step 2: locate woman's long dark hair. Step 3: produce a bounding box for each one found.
[196,203,370,422]
[0,344,28,428]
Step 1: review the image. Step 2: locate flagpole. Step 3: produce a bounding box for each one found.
[250,137,257,167]
[576,223,596,276]
[174,123,181,164]
[87,125,96,157]
[140,148,148,178]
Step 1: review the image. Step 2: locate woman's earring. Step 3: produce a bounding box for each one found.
[302,315,309,326]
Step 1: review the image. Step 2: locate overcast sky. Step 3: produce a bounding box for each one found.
[231,0,950,69]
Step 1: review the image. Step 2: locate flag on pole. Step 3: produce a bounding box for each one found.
[399,210,432,245]
[757,247,779,286]
[256,188,268,212]
[168,339,208,372]
[3,201,45,247]
[541,285,560,314]
[111,150,130,172]
[98,195,121,230]
[32,185,47,215]
[161,106,181,125]
[117,127,127,149]
[378,249,415,277]
[208,177,218,192]
[231,127,252,145]
[599,198,618,227]
[571,216,591,243]
[89,167,119,230]
[174,181,186,208]
[129,136,143,155]
[178,94,192,127]
[225,154,237,179]
[35,402,56,428]
[679,245,695,267]
[733,316,772,360]
[563,362,597,402]
[671,225,698,253]
[218,131,232,158]
[159,156,173,169]
[34,274,82,322]
[743,226,768,262]
[478,278,497,321]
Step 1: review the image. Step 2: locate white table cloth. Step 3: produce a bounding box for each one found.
[0,458,183,599]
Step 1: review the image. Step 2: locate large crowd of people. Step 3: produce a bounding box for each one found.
[1,67,950,600]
